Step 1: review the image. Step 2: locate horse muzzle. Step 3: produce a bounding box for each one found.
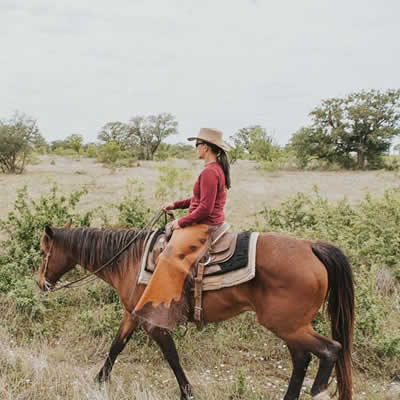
[36,275,55,292]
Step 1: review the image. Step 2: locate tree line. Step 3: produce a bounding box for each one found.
[1,89,400,173]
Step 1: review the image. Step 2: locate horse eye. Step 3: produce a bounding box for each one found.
[40,250,45,256]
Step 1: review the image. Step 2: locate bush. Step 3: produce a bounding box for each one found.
[114,152,137,168]
[0,112,45,174]
[154,161,193,203]
[114,179,153,228]
[154,149,169,161]
[0,185,92,296]
[86,144,98,158]
[77,304,121,339]
[256,159,282,172]
[154,143,196,160]
[96,142,121,164]
[96,143,137,168]
[383,155,400,171]
[52,147,76,157]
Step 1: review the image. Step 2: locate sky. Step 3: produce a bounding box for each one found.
[1,0,399,146]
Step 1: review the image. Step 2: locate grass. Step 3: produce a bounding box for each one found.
[0,155,399,398]
[0,315,392,399]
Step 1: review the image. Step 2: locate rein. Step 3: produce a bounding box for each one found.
[45,209,171,292]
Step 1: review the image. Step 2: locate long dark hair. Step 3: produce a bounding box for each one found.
[208,143,231,189]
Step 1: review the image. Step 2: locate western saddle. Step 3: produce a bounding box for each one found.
[145,222,238,328]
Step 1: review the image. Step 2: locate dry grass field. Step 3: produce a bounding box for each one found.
[0,155,398,228]
[1,155,399,400]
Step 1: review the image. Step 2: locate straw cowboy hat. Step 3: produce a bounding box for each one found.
[187,128,231,152]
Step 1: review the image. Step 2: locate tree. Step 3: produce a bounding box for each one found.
[127,116,148,159]
[50,140,68,152]
[145,113,178,160]
[248,126,279,161]
[230,125,279,161]
[0,112,43,174]
[229,126,255,153]
[127,113,178,160]
[97,122,131,150]
[289,126,352,168]
[66,134,83,155]
[292,89,400,169]
[98,114,178,160]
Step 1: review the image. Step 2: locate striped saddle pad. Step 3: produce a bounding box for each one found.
[137,229,259,292]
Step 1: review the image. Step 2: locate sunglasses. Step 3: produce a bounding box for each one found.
[195,141,206,147]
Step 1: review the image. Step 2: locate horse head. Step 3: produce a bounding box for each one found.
[36,221,75,291]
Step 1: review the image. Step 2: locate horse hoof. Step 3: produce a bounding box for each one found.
[95,372,109,384]
[181,385,194,399]
[312,391,330,400]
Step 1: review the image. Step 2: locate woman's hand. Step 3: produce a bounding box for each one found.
[162,202,175,211]
[170,220,181,231]
[165,219,181,238]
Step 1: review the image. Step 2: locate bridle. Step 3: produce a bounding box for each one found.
[41,240,55,292]
[41,209,173,293]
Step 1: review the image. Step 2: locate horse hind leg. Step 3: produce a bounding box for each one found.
[284,327,341,400]
[283,346,312,400]
[309,332,342,399]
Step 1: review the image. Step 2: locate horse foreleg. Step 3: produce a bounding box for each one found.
[96,313,139,383]
[146,326,193,400]
[284,346,312,400]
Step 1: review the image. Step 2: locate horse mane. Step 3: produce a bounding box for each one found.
[53,227,149,269]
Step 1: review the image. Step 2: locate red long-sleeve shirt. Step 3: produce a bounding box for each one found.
[173,162,227,228]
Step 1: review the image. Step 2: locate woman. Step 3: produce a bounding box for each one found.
[133,128,231,330]
[164,127,231,230]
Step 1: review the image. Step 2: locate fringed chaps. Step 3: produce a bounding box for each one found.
[133,224,210,330]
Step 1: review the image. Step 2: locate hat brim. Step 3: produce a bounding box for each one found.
[187,137,231,152]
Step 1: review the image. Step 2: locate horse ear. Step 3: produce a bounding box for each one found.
[63,220,72,230]
[45,225,54,238]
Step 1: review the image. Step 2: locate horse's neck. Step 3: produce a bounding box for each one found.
[80,239,143,288]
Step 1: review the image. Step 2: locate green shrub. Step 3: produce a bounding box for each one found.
[155,143,196,160]
[383,155,400,171]
[96,143,137,168]
[52,148,76,157]
[9,277,46,320]
[115,179,153,228]
[96,141,121,164]
[256,159,282,172]
[0,185,93,309]
[77,304,121,339]
[114,155,137,168]
[377,335,400,360]
[86,144,98,158]
[154,161,193,203]
[154,150,169,161]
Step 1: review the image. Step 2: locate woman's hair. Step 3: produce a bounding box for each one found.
[208,143,231,189]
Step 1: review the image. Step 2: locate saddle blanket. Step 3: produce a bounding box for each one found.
[137,231,259,292]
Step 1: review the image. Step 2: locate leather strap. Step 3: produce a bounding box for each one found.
[194,262,205,329]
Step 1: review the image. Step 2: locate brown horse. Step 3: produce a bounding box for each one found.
[36,224,354,400]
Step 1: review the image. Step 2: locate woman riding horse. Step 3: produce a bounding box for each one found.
[36,130,354,399]
[133,128,232,330]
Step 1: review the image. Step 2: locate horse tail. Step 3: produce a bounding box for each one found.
[312,241,354,400]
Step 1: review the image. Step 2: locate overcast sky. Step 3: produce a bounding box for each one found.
[1,0,399,145]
